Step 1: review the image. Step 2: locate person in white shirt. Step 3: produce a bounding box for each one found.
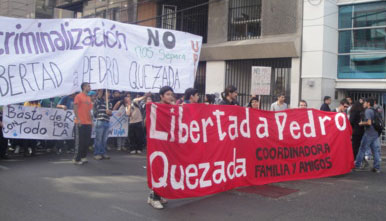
[271,94,288,111]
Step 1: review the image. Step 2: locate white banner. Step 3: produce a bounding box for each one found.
[251,66,271,95]
[0,17,203,105]
[2,105,128,139]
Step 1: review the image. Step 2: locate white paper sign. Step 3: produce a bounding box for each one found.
[2,105,128,139]
[251,66,271,95]
[0,16,203,105]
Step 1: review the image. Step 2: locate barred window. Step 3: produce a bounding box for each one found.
[158,0,208,43]
[228,0,262,41]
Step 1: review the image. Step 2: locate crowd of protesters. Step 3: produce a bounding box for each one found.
[0,84,153,160]
[320,95,384,173]
[0,84,384,210]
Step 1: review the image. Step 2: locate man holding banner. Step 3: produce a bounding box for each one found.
[147,86,174,209]
[73,83,93,165]
[93,90,113,160]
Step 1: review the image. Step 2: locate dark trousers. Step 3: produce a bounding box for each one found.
[0,131,7,157]
[129,122,144,151]
[352,134,363,159]
[74,124,92,161]
[22,139,36,155]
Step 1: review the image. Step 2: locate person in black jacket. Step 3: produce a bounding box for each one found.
[320,96,331,111]
[349,102,365,159]
[219,85,239,106]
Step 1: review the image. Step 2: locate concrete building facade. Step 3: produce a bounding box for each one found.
[4,0,383,113]
[202,0,302,108]
[0,0,57,18]
[302,0,386,110]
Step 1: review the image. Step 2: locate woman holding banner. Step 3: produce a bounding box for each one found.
[127,93,149,155]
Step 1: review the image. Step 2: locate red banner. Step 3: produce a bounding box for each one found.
[146,103,353,199]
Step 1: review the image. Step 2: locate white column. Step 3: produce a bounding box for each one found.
[301,0,339,109]
[205,61,226,94]
[290,58,301,108]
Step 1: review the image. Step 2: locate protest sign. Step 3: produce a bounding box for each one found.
[0,17,202,105]
[146,103,354,199]
[2,105,128,139]
[91,108,129,138]
[251,66,271,95]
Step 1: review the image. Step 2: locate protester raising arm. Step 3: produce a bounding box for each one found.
[113,100,122,111]
[133,92,151,105]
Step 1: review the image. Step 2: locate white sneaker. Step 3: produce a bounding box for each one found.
[148,198,163,209]
[117,147,122,151]
[14,146,20,154]
[81,158,88,163]
[130,150,136,154]
[137,150,142,154]
[94,155,103,160]
[160,197,168,204]
[72,159,84,165]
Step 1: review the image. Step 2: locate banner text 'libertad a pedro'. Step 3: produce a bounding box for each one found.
[146,104,354,199]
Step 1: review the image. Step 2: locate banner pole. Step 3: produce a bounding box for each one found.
[105,89,109,111]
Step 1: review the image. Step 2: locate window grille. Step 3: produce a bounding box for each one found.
[228,0,262,41]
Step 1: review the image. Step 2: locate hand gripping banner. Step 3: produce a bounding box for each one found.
[146,103,354,199]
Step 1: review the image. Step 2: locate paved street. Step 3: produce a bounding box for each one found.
[1,150,386,221]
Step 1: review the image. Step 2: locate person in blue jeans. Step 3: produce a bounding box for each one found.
[355,98,381,173]
[93,90,113,160]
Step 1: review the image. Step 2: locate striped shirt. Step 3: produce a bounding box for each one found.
[94,98,112,122]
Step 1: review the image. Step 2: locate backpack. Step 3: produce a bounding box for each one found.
[371,108,385,136]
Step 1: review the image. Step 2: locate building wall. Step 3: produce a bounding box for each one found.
[203,0,302,61]
[136,0,157,27]
[302,0,386,109]
[207,0,228,44]
[0,0,36,18]
[53,8,75,18]
[204,0,302,108]
[261,0,298,36]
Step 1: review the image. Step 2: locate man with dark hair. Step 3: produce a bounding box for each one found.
[334,99,349,113]
[183,88,199,104]
[147,86,173,209]
[73,82,93,165]
[320,96,331,111]
[219,85,239,105]
[354,98,381,173]
[93,90,113,160]
[298,100,308,108]
[111,90,122,108]
[271,94,288,111]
